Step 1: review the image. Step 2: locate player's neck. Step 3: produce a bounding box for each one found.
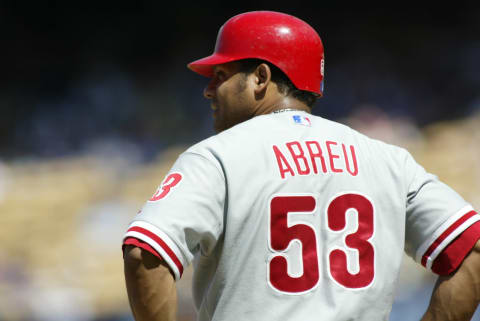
[258,96,310,115]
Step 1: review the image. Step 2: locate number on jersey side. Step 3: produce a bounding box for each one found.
[149,173,183,201]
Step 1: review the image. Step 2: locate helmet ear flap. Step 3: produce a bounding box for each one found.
[188,11,325,96]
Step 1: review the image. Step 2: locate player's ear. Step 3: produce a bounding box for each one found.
[253,63,271,96]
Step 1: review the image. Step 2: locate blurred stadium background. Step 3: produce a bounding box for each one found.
[1,2,479,320]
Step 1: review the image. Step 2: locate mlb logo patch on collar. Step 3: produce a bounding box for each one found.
[292,114,311,126]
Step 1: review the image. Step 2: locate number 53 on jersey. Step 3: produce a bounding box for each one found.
[267,193,375,294]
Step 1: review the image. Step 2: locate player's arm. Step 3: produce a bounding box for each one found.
[421,240,480,321]
[123,245,177,321]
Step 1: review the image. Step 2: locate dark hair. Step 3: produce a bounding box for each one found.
[238,59,319,108]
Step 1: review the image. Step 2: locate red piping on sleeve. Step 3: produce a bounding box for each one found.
[422,211,477,268]
[126,226,184,276]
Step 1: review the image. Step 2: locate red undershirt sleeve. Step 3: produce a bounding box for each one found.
[431,221,480,275]
[123,237,162,259]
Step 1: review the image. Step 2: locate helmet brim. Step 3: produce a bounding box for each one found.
[187,53,241,78]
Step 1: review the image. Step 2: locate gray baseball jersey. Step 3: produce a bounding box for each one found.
[123,110,479,321]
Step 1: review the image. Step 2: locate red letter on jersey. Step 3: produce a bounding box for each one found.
[273,145,295,179]
[286,141,310,175]
[326,141,343,173]
[327,193,375,288]
[305,141,327,174]
[342,144,358,176]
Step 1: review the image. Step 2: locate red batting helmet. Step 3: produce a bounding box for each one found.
[188,11,325,96]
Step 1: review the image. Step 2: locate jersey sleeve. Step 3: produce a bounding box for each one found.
[404,151,480,275]
[122,151,225,281]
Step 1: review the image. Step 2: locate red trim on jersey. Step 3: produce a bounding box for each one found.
[123,237,162,259]
[422,211,477,269]
[432,220,480,275]
[126,226,184,277]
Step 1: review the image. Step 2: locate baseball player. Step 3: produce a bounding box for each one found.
[123,11,480,321]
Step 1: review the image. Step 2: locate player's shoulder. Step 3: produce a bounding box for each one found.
[177,126,241,171]
[178,115,277,166]
[313,115,414,166]
[180,136,219,164]
[312,115,410,152]
[187,114,275,148]
[171,138,225,180]
[350,124,412,163]
[350,124,409,154]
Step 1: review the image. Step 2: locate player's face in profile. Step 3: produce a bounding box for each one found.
[204,62,255,132]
